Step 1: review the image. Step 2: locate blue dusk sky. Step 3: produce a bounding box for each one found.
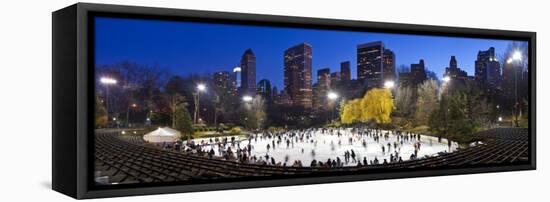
[95,17,526,89]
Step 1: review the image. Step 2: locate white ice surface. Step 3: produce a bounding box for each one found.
[191,128,458,167]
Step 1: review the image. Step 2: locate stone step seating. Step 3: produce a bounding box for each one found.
[95,132,319,184]
[360,128,529,170]
[94,128,529,184]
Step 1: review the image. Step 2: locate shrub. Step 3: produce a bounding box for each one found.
[229,127,243,136]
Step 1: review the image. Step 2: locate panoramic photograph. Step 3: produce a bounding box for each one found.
[93,16,530,186]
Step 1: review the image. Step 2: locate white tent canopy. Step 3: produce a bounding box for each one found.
[143,127,181,143]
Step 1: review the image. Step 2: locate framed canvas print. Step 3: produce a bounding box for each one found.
[52,3,536,199]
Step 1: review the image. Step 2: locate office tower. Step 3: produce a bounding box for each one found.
[357,41,384,86]
[357,41,395,88]
[411,59,427,86]
[314,68,331,111]
[340,61,351,80]
[257,79,272,101]
[277,90,293,106]
[213,71,233,96]
[284,43,313,108]
[272,86,278,98]
[444,56,468,80]
[240,49,256,95]
[475,47,501,88]
[317,68,331,90]
[330,72,341,84]
[383,49,396,81]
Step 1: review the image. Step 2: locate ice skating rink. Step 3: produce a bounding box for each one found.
[195,128,458,167]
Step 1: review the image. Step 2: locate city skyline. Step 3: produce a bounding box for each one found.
[90,16,531,187]
[95,16,526,89]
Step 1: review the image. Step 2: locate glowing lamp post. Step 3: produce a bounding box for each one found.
[507,50,523,127]
[327,91,338,101]
[241,95,253,127]
[242,95,253,102]
[442,76,451,83]
[327,91,339,124]
[197,83,206,92]
[507,50,522,64]
[193,83,207,124]
[384,80,395,89]
[439,76,451,98]
[100,77,117,127]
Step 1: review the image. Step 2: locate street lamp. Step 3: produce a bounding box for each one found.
[507,50,522,64]
[507,50,523,127]
[100,77,117,127]
[242,95,253,129]
[439,76,451,99]
[242,95,253,102]
[100,77,117,85]
[384,80,395,89]
[197,83,206,91]
[233,67,242,89]
[327,91,338,101]
[193,83,206,124]
[327,91,339,124]
[113,117,118,128]
[442,76,451,83]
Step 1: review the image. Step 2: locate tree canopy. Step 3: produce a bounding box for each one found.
[340,88,394,124]
[415,79,439,125]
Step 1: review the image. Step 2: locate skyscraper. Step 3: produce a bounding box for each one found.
[277,90,292,106]
[240,49,256,95]
[486,61,501,88]
[445,56,468,80]
[213,71,233,96]
[317,68,331,90]
[284,43,313,109]
[475,47,501,88]
[257,79,272,101]
[330,72,341,84]
[313,68,331,111]
[357,41,384,85]
[272,86,278,98]
[357,41,395,88]
[383,49,396,81]
[398,71,413,87]
[340,61,351,80]
[411,59,427,86]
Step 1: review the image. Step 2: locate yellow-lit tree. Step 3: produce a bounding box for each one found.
[341,99,362,124]
[340,88,394,124]
[360,88,394,124]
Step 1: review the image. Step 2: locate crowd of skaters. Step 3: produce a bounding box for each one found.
[160,127,455,168]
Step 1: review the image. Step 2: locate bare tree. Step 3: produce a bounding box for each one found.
[395,85,415,118]
[415,80,439,125]
[244,95,267,129]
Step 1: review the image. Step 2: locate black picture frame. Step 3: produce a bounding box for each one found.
[52,2,536,199]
